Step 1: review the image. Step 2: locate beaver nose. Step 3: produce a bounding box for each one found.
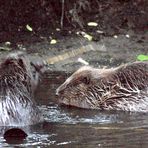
[31,60,48,74]
[56,88,60,96]
[56,83,67,96]
[56,87,64,96]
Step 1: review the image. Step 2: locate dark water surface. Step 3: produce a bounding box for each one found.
[1,71,148,148]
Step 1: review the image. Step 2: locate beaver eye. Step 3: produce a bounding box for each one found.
[82,76,90,85]
[18,58,23,65]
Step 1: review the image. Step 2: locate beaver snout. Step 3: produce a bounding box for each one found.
[31,60,48,74]
[56,81,69,96]
[56,76,74,96]
[56,85,65,96]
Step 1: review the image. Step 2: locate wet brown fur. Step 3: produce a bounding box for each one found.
[56,62,148,112]
[0,52,45,125]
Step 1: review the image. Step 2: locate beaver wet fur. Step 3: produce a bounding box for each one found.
[56,62,148,112]
[0,52,46,126]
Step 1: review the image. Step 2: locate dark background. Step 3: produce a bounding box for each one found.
[0,0,147,44]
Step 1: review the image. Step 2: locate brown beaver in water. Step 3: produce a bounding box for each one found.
[56,62,148,112]
[0,52,46,126]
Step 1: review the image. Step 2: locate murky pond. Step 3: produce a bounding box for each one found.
[1,71,148,147]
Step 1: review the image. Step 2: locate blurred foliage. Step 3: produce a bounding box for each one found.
[137,55,148,61]
[26,24,33,32]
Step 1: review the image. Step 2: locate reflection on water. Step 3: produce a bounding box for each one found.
[0,71,148,147]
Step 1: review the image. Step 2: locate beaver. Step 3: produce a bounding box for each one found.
[0,52,46,126]
[56,62,148,112]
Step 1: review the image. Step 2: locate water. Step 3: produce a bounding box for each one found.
[1,71,148,147]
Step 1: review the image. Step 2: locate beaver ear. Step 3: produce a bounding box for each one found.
[81,75,90,85]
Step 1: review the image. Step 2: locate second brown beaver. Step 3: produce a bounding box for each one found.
[56,62,148,112]
[0,52,46,126]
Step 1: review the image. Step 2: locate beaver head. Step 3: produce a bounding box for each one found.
[56,62,148,112]
[56,66,116,109]
[0,52,46,125]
